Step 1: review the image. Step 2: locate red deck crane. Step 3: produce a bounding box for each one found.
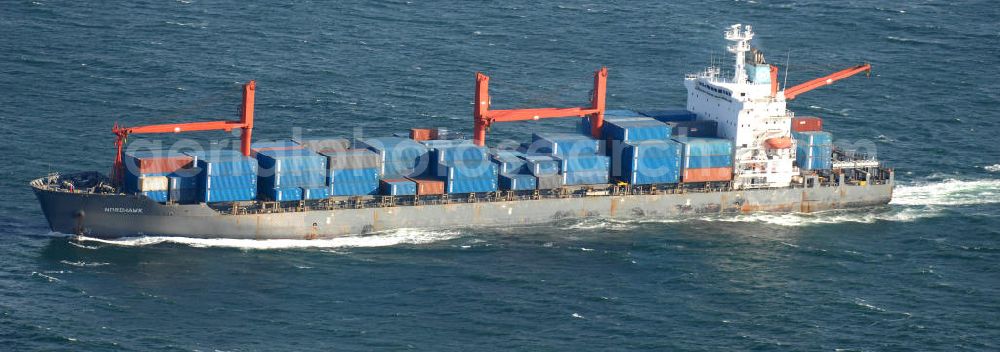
[782,63,871,100]
[111,81,256,184]
[473,67,607,146]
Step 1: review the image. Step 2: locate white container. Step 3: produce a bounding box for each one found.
[138,176,169,191]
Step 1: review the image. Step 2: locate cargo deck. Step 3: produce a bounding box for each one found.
[33,163,893,239]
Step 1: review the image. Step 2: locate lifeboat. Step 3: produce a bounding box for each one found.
[765,137,793,149]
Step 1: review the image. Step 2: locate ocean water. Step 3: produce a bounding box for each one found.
[2,0,999,350]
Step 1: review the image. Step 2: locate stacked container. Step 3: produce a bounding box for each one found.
[615,140,682,184]
[121,150,196,202]
[596,117,682,185]
[530,133,609,186]
[529,133,603,156]
[491,149,536,191]
[122,150,194,203]
[602,118,672,142]
[794,131,834,170]
[256,148,328,201]
[357,137,430,179]
[187,150,258,203]
[425,140,497,194]
[674,138,734,182]
[321,149,381,196]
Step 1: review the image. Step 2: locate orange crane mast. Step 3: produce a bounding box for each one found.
[473,67,607,146]
[783,63,871,100]
[111,81,256,184]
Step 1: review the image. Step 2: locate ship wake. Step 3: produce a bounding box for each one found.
[695,178,1000,227]
[74,228,463,250]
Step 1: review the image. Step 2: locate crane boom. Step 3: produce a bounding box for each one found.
[111,81,256,184]
[782,63,871,100]
[473,68,607,146]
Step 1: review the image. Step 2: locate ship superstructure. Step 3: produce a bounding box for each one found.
[684,24,870,189]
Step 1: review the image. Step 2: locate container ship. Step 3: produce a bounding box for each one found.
[32,24,893,239]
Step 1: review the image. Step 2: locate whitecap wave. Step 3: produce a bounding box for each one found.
[693,207,927,227]
[561,218,637,231]
[74,228,463,250]
[59,260,110,267]
[984,164,1000,172]
[891,178,1000,206]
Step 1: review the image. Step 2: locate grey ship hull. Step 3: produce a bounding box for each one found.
[32,173,894,240]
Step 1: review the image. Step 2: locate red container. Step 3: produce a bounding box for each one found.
[406,177,444,195]
[791,116,823,132]
[129,156,194,174]
[683,167,732,182]
[410,128,432,141]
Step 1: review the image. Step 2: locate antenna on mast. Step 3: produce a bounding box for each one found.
[783,51,791,93]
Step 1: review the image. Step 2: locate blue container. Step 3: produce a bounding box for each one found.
[523,155,561,176]
[302,187,331,200]
[619,140,682,161]
[142,191,169,203]
[604,109,645,117]
[556,155,611,173]
[356,137,429,162]
[793,131,833,146]
[259,172,327,189]
[381,159,427,178]
[436,161,498,181]
[262,187,303,202]
[674,138,733,157]
[562,171,610,186]
[579,115,652,135]
[203,175,257,189]
[256,148,327,173]
[490,150,527,175]
[499,174,537,191]
[618,162,681,184]
[200,187,257,203]
[641,109,698,122]
[331,180,379,196]
[531,133,602,156]
[445,176,498,194]
[797,144,834,159]
[380,179,417,196]
[187,150,258,176]
[683,154,733,169]
[437,145,489,163]
[613,140,682,184]
[329,168,379,184]
[603,118,672,142]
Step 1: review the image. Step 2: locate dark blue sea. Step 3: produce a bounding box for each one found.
[2,1,999,350]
